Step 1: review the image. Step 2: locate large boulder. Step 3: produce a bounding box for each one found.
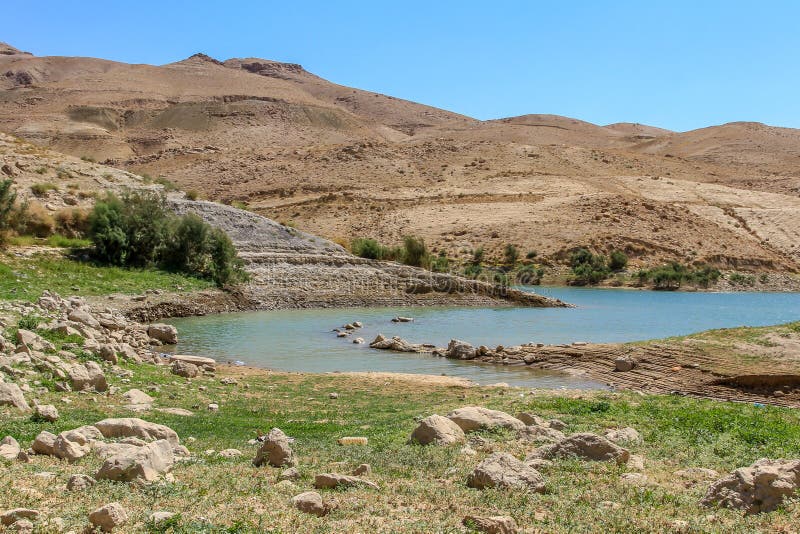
[15,329,54,352]
[148,324,178,345]
[68,309,101,329]
[445,339,477,360]
[447,407,525,432]
[33,404,59,422]
[88,502,128,532]
[253,428,295,467]
[466,452,545,491]
[67,361,108,392]
[0,436,21,460]
[604,427,642,444]
[531,433,630,465]
[291,491,331,517]
[0,383,30,410]
[171,360,200,378]
[410,414,466,446]
[52,426,103,462]
[95,439,175,482]
[700,458,800,514]
[31,431,57,456]
[94,418,180,446]
[121,389,154,410]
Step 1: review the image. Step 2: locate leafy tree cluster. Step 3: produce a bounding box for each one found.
[569,248,628,285]
[89,191,247,287]
[635,262,720,290]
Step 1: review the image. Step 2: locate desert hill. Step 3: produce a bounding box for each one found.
[1,43,799,271]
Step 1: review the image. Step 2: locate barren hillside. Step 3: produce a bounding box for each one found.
[1,43,798,271]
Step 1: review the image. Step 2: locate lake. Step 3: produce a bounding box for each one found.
[164,287,800,388]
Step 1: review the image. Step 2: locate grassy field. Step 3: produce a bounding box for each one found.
[2,346,800,532]
[0,251,214,301]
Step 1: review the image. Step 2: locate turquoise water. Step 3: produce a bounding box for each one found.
[164,287,800,388]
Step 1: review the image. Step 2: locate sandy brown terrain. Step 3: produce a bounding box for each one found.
[1,42,799,271]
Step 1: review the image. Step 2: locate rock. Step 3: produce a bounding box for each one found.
[532,433,630,465]
[0,383,30,410]
[8,519,33,532]
[167,354,215,369]
[15,329,53,351]
[68,361,107,391]
[353,321,363,328]
[89,502,128,532]
[614,357,635,372]
[93,442,140,460]
[447,406,525,432]
[620,472,650,486]
[466,452,545,491]
[64,472,96,491]
[155,407,194,417]
[291,491,331,517]
[95,439,174,482]
[353,337,364,344]
[0,436,20,460]
[218,448,242,458]
[171,360,200,378]
[329,392,339,399]
[604,427,642,444]
[410,414,466,445]
[33,404,59,422]
[518,425,565,443]
[94,418,180,446]
[526,458,553,470]
[445,339,477,360]
[314,473,379,490]
[462,515,518,534]
[52,428,99,462]
[68,309,101,329]
[122,389,154,408]
[207,403,219,411]
[1,509,39,527]
[627,454,645,471]
[279,467,300,480]
[369,335,419,352]
[97,345,118,364]
[353,463,371,476]
[515,412,546,427]
[700,458,800,514]
[148,512,176,525]
[548,419,567,431]
[253,428,295,467]
[31,431,57,455]
[391,316,414,322]
[148,324,178,344]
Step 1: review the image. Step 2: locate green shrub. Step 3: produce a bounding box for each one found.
[503,244,519,268]
[729,272,756,287]
[0,179,19,246]
[430,251,450,273]
[402,236,429,267]
[351,238,385,260]
[609,250,628,271]
[525,250,538,260]
[30,182,58,196]
[569,248,610,285]
[472,247,485,265]
[186,190,200,201]
[638,263,720,290]
[516,264,544,285]
[155,176,178,192]
[88,192,247,288]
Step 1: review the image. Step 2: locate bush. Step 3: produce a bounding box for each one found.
[525,250,538,260]
[430,251,450,273]
[402,236,429,267]
[186,190,200,201]
[472,247,485,265]
[729,272,756,287]
[638,262,720,290]
[30,182,58,196]
[516,264,544,285]
[88,192,247,288]
[351,238,385,260]
[54,208,90,238]
[569,248,610,285]
[609,250,628,271]
[0,179,19,246]
[17,202,55,238]
[503,244,519,268]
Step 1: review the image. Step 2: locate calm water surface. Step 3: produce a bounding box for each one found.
[165,288,800,389]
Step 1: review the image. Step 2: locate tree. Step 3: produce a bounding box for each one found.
[0,179,19,246]
[402,235,429,267]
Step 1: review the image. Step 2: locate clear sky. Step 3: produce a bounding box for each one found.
[4,1,799,132]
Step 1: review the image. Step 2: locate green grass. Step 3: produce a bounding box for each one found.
[9,234,92,248]
[1,351,800,532]
[0,252,215,301]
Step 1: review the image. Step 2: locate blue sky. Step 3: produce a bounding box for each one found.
[5,1,799,131]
